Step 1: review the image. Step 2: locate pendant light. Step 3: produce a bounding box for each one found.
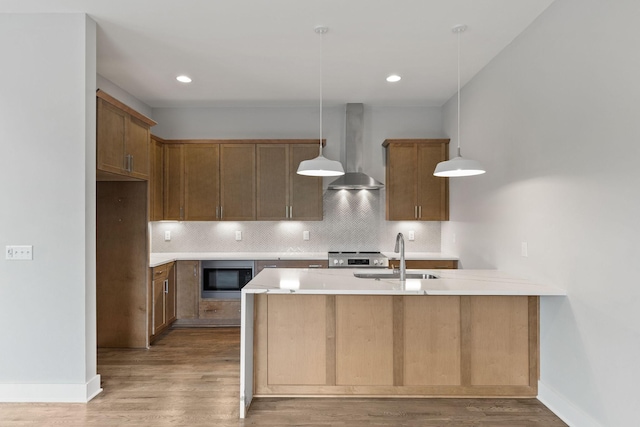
[434,25,486,177]
[297,26,345,177]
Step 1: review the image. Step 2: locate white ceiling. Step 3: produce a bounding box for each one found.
[2,0,554,108]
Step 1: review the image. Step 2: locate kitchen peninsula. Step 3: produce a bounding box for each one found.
[239,268,565,418]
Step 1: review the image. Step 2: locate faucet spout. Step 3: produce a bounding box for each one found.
[394,232,406,281]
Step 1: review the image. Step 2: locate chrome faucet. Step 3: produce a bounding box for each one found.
[394,232,406,281]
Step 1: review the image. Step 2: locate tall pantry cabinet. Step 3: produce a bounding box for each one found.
[96,90,157,348]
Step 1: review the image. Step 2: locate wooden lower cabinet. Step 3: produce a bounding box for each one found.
[254,294,538,397]
[149,262,176,342]
[199,300,241,325]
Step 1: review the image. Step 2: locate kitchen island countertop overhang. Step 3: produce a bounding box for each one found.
[239,268,566,418]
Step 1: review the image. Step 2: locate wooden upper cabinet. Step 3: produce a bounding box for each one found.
[256,143,323,221]
[149,136,164,221]
[257,144,289,220]
[163,143,184,220]
[184,144,220,220]
[290,144,323,220]
[220,144,256,220]
[96,90,156,180]
[383,139,449,221]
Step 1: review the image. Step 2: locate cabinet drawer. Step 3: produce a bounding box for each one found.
[199,300,241,320]
[388,259,458,269]
[256,260,328,274]
[152,263,172,281]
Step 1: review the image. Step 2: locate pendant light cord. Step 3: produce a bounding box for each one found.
[319,28,324,157]
[456,27,461,158]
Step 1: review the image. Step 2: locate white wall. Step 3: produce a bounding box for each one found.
[0,14,100,402]
[441,0,640,425]
[97,74,153,119]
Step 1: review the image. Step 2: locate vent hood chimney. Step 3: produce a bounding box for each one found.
[327,103,384,190]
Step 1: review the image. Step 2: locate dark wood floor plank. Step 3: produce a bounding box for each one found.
[0,328,566,426]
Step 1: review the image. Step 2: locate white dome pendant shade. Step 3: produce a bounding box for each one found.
[297,154,345,176]
[297,26,345,178]
[434,25,485,178]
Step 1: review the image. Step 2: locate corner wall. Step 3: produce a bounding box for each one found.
[441,0,640,425]
[0,13,100,402]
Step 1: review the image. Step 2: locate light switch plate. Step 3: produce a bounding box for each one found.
[521,242,528,257]
[235,231,242,241]
[6,245,33,260]
[164,230,171,241]
[303,231,310,241]
[408,230,415,241]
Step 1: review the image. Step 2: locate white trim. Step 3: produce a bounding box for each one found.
[538,381,602,427]
[0,375,102,403]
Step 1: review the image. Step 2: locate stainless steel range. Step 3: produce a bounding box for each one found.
[328,251,389,268]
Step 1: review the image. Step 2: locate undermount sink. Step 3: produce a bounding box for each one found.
[353,272,439,280]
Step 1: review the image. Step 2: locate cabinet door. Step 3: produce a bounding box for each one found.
[385,142,418,220]
[256,144,288,220]
[152,276,166,335]
[149,137,164,221]
[97,98,127,175]
[176,261,199,319]
[290,144,323,220]
[220,144,256,220]
[417,143,449,220]
[126,116,150,179]
[163,144,184,220]
[166,263,177,324]
[184,144,219,220]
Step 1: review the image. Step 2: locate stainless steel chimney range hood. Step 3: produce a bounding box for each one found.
[327,103,384,190]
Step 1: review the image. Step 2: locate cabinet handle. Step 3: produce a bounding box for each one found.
[220,206,223,219]
[285,206,289,218]
[193,265,197,277]
[263,265,278,268]
[164,279,169,294]
[216,206,219,219]
[308,264,323,268]
[289,206,293,218]
[419,205,422,219]
[155,270,164,275]
[130,155,134,172]
[180,206,184,221]
[414,206,418,219]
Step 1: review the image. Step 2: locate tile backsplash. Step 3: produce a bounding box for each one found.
[151,189,441,253]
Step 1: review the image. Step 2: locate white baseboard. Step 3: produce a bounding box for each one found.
[0,374,102,403]
[538,381,602,427]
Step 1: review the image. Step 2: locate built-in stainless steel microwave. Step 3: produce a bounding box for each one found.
[201,260,255,299]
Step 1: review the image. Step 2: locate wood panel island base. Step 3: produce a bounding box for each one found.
[239,269,566,418]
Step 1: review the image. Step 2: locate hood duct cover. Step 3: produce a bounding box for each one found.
[327,103,384,190]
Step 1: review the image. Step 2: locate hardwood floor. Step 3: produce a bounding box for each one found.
[0,328,567,426]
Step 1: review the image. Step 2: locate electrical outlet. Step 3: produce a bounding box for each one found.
[521,242,528,257]
[303,231,310,241]
[408,230,415,241]
[164,230,171,241]
[235,231,242,241]
[6,245,33,260]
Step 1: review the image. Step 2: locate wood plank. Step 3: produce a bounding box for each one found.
[469,296,530,386]
[254,294,268,394]
[184,143,219,220]
[267,295,327,385]
[404,296,461,386]
[336,296,394,386]
[325,295,336,386]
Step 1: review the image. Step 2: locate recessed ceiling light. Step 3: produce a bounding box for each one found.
[176,75,192,83]
[386,74,401,83]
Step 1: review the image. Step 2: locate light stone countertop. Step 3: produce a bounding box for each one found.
[149,251,459,267]
[243,268,566,296]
